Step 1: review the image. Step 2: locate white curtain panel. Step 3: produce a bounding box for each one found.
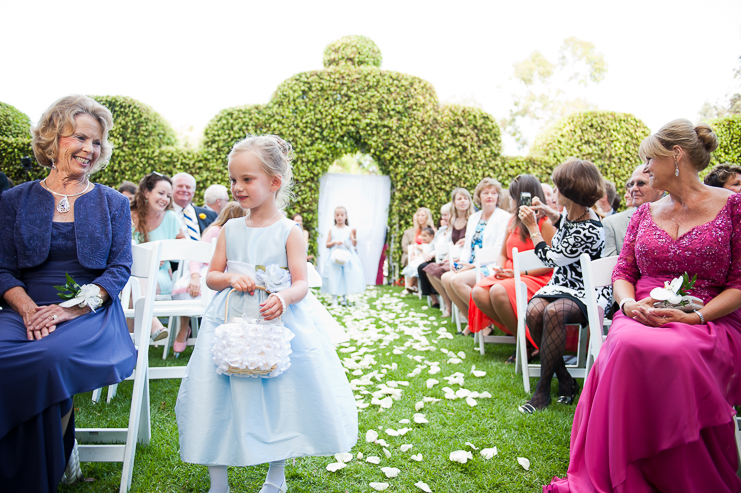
[316,173,391,286]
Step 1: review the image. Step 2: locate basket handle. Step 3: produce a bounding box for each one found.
[223,286,272,321]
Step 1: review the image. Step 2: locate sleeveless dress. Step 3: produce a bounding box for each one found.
[176,218,358,466]
[321,225,365,296]
[467,217,553,348]
[546,196,741,492]
[0,222,136,492]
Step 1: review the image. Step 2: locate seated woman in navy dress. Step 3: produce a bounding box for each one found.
[0,95,136,492]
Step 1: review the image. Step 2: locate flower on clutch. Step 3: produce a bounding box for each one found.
[256,264,292,293]
[650,272,697,306]
[198,213,206,219]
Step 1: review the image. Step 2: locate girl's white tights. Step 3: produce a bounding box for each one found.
[208,465,228,493]
[260,460,286,493]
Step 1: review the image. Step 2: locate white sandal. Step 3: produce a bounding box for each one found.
[60,439,82,485]
[261,479,288,493]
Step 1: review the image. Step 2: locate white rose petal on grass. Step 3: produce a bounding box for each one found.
[383,447,392,458]
[447,357,463,365]
[480,447,498,460]
[465,397,477,407]
[428,365,441,374]
[518,457,531,470]
[479,391,492,398]
[472,369,486,377]
[357,452,364,460]
[366,456,381,464]
[335,452,353,463]
[444,393,457,400]
[366,430,379,443]
[376,439,389,447]
[400,444,414,452]
[415,401,425,411]
[457,351,466,359]
[381,467,400,478]
[415,481,432,492]
[423,397,441,403]
[370,482,390,491]
[399,418,411,424]
[410,453,423,461]
[413,414,429,424]
[426,379,439,389]
[326,462,347,472]
[465,442,478,450]
[386,428,400,437]
[449,450,474,464]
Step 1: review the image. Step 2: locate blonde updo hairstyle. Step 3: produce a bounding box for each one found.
[639,118,718,172]
[473,177,503,208]
[31,95,114,175]
[228,134,294,210]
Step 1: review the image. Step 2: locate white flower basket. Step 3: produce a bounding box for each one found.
[211,288,294,378]
[331,246,351,265]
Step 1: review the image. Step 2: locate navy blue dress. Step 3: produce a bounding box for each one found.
[0,222,136,492]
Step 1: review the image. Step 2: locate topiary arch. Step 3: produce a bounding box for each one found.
[201,35,504,266]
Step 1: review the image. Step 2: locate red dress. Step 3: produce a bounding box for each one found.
[467,217,552,348]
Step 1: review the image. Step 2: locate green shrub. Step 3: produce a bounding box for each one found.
[709,114,741,165]
[0,102,31,139]
[323,35,383,68]
[529,110,651,191]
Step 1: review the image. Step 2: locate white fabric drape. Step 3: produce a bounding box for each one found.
[317,173,391,286]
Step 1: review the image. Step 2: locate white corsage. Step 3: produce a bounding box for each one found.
[650,272,703,312]
[255,264,292,293]
[650,276,685,305]
[54,273,103,312]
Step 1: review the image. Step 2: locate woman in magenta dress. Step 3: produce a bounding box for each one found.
[547,119,741,492]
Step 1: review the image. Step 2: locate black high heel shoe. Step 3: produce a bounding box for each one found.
[556,377,580,405]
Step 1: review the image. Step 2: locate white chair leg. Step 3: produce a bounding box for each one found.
[735,416,741,478]
[91,388,102,403]
[161,316,177,360]
[514,335,521,375]
[454,306,461,333]
[107,383,118,404]
[479,330,485,356]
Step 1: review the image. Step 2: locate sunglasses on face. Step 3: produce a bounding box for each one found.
[625,180,648,189]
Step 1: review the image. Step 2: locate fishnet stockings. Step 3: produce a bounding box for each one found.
[525,297,586,409]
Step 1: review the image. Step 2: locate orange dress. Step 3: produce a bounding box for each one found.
[467,217,552,348]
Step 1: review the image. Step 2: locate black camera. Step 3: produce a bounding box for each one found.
[20,156,33,173]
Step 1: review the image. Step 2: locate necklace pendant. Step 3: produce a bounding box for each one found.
[57,196,70,213]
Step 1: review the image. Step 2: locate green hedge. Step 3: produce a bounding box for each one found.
[709,114,741,165]
[323,35,382,68]
[529,110,651,192]
[0,102,31,139]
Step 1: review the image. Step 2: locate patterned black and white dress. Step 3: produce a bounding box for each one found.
[532,215,612,317]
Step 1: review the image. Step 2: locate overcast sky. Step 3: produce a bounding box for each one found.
[1,0,739,156]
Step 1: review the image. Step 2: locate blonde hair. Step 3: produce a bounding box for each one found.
[450,188,474,222]
[440,202,452,216]
[205,201,246,234]
[334,206,349,226]
[639,118,719,172]
[31,95,114,174]
[473,177,503,208]
[228,134,294,209]
[413,207,434,232]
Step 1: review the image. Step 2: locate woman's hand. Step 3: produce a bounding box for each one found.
[455,263,474,273]
[624,297,694,327]
[518,205,539,231]
[229,273,256,295]
[188,274,202,298]
[495,268,514,279]
[530,197,559,223]
[259,294,283,321]
[424,252,435,262]
[26,304,87,341]
[455,238,465,247]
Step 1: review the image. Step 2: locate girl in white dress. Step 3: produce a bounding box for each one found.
[321,206,365,305]
[175,135,358,493]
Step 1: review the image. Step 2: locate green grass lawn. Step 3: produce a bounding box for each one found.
[59,286,577,492]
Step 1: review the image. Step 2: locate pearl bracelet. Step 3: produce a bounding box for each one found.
[269,293,287,317]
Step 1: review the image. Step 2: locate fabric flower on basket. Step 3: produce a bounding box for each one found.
[256,264,292,293]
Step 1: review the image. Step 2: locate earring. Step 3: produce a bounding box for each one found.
[675,160,679,177]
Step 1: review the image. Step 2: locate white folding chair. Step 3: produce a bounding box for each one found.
[448,242,465,331]
[138,239,216,361]
[514,247,588,393]
[581,253,619,378]
[472,245,516,355]
[735,415,741,478]
[77,242,161,493]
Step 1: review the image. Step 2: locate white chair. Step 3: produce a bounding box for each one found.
[736,416,741,478]
[580,253,619,378]
[448,242,465,331]
[472,245,516,355]
[514,247,588,393]
[77,242,162,493]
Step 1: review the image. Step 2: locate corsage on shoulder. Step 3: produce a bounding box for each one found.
[55,273,103,312]
[650,273,704,312]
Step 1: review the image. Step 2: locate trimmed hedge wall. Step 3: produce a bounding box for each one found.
[0,102,31,138]
[709,114,741,165]
[529,110,651,193]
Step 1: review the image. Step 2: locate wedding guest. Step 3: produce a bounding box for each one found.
[203,184,229,214]
[469,175,556,362]
[131,172,185,341]
[425,188,474,316]
[603,165,664,257]
[441,178,511,332]
[292,212,310,246]
[172,172,217,240]
[0,95,136,490]
[400,207,434,294]
[547,120,741,492]
[517,158,610,414]
[704,162,741,193]
[418,203,452,307]
[0,171,12,196]
[623,180,634,209]
[117,180,137,201]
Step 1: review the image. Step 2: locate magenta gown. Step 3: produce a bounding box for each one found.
[547,195,741,493]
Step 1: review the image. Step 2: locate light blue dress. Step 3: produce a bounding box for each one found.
[132,209,181,295]
[321,225,366,296]
[175,217,358,466]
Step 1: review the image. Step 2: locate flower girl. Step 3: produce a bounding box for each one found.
[321,206,366,305]
[175,135,358,493]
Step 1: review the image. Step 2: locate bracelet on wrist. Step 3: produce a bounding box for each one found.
[269,293,287,317]
[530,231,541,239]
[694,309,705,324]
[619,298,636,316]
